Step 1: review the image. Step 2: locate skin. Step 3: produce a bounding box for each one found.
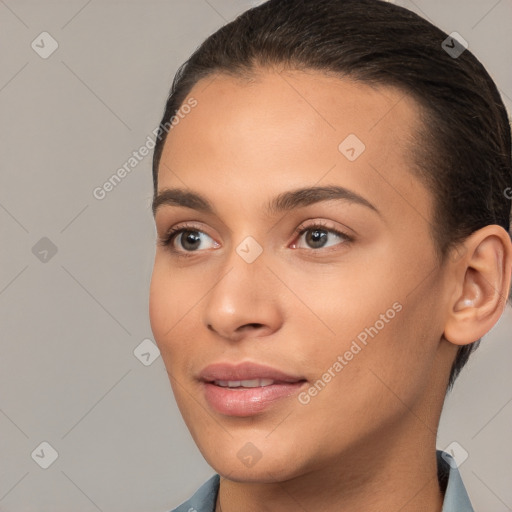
[149,68,512,512]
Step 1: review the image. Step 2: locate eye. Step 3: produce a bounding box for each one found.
[291,221,353,250]
[158,223,219,255]
[158,220,353,257]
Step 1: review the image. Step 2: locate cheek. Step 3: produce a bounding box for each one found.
[149,259,210,384]
[292,312,423,456]
[148,267,168,341]
[149,269,190,408]
[148,260,186,348]
[279,263,398,350]
[287,265,431,410]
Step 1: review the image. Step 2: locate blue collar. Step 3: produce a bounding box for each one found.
[437,450,474,511]
[171,450,474,511]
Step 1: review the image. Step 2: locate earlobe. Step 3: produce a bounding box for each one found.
[443,226,512,346]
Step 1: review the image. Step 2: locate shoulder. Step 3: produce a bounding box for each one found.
[169,474,220,512]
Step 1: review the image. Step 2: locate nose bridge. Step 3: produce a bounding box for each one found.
[210,234,268,309]
[202,234,280,339]
[220,224,267,275]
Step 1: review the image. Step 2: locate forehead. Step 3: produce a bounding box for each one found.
[158,69,431,225]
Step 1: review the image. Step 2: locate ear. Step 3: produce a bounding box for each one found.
[444,225,512,346]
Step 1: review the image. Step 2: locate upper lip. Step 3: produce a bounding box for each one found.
[199,361,306,383]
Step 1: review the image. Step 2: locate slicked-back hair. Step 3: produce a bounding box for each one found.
[152,0,512,391]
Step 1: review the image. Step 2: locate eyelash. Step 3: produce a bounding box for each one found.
[157,221,354,258]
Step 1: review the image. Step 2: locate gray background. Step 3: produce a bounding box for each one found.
[0,0,510,510]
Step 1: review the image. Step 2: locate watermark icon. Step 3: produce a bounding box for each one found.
[441,32,468,59]
[441,441,469,468]
[338,133,366,161]
[31,441,58,469]
[133,338,160,366]
[298,301,403,405]
[31,32,59,59]
[92,97,198,200]
[236,236,263,263]
[504,187,512,200]
[32,237,58,263]
[237,442,262,467]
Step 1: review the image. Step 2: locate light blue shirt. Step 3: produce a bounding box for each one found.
[170,450,474,511]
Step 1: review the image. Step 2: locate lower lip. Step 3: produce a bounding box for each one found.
[202,381,307,416]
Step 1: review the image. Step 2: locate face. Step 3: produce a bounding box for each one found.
[149,69,455,482]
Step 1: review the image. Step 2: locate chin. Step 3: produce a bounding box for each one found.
[199,441,305,483]
[215,463,299,484]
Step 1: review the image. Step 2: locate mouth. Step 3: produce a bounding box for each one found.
[211,378,290,388]
[199,362,307,416]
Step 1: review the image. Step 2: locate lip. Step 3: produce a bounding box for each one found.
[199,361,305,383]
[199,361,307,416]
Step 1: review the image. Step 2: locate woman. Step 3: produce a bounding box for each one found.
[148,0,512,510]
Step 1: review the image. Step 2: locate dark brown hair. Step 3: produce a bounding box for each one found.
[152,0,512,390]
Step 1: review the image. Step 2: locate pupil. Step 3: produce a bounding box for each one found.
[308,229,327,248]
[183,231,201,250]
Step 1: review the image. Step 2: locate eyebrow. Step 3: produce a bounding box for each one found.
[152,185,380,218]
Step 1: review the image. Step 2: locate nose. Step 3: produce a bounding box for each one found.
[202,250,283,343]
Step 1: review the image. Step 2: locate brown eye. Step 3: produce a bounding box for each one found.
[292,222,353,250]
[158,224,220,255]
